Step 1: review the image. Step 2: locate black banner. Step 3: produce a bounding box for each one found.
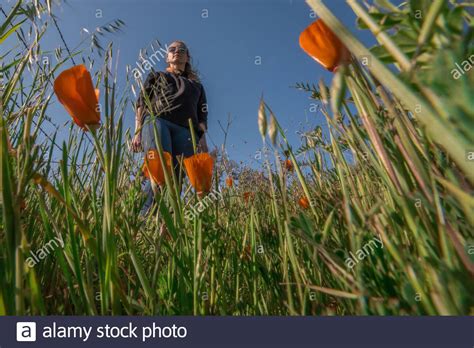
[1,316,472,347]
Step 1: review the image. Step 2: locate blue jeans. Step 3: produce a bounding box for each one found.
[140,116,194,216]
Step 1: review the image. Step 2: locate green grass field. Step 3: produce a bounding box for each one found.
[1,0,473,315]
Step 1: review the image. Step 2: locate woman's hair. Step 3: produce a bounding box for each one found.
[166,40,201,83]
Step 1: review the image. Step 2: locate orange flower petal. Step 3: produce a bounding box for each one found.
[298,197,310,209]
[299,19,350,72]
[54,65,101,130]
[142,150,172,185]
[184,153,214,194]
[243,191,254,203]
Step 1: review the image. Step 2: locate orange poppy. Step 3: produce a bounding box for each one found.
[298,197,310,209]
[226,176,233,188]
[243,191,254,203]
[53,65,101,130]
[183,153,214,195]
[142,150,172,186]
[284,159,294,172]
[299,19,351,72]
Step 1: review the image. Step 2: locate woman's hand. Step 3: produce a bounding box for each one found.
[197,135,208,153]
[131,132,142,152]
[132,107,144,152]
[198,122,207,133]
[197,122,208,153]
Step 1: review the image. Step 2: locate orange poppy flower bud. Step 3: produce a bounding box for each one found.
[226,176,233,188]
[243,191,254,203]
[183,153,214,195]
[53,65,101,130]
[299,19,351,72]
[142,150,172,186]
[298,197,310,209]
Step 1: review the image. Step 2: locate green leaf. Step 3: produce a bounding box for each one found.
[446,7,464,36]
[374,0,402,13]
[356,12,405,31]
[0,57,21,73]
[0,19,26,45]
[0,0,23,38]
[0,114,17,314]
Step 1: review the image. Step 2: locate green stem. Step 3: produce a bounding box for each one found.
[188,118,198,155]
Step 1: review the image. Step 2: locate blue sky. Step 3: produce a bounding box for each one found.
[4,0,378,167]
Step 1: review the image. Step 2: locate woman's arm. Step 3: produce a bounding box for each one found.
[197,133,209,153]
[131,106,145,152]
[197,84,208,134]
[134,106,145,134]
[196,85,208,153]
[195,84,208,150]
[131,72,159,152]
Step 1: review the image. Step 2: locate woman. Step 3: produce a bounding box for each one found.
[131,40,209,215]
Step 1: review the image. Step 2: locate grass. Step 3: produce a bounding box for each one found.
[0,0,473,315]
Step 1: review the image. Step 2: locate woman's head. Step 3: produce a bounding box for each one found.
[166,40,200,82]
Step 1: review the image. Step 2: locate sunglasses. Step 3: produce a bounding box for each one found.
[168,46,187,54]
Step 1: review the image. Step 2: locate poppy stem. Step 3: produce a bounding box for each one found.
[188,118,198,155]
[86,125,106,170]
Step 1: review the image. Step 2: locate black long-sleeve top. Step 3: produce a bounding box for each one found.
[136,70,208,138]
